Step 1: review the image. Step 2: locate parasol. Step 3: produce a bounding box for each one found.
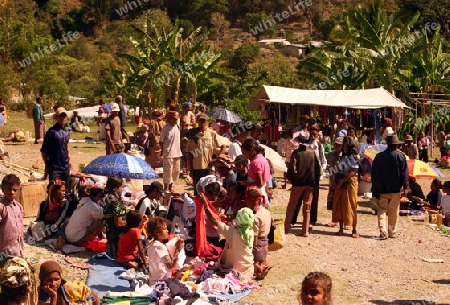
[259,144,287,173]
[206,108,242,123]
[82,153,159,180]
[407,159,444,179]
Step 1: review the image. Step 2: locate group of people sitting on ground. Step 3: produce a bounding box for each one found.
[0,254,333,305]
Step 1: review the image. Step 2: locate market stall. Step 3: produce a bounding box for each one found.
[249,86,409,143]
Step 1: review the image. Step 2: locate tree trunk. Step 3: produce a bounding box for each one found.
[174,76,181,104]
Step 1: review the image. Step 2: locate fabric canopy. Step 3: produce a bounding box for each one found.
[249,86,408,110]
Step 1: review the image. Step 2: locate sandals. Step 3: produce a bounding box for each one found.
[255,266,272,280]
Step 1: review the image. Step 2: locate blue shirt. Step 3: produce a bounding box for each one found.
[33,103,44,121]
[41,123,70,173]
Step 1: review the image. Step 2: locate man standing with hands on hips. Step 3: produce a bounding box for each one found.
[371,134,409,240]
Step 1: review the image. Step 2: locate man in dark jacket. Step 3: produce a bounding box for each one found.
[41,107,71,185]
[371,134,409,239]
[285,132,321,236]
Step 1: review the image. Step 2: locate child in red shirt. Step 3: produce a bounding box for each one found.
[117,210,148,270]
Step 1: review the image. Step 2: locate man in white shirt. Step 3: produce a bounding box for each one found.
[160,111,183,192]
[228,124,248,160]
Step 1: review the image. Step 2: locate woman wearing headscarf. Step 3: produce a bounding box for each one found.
[200,186,254,276]
[0,257,37,305]
[35,180,70,249]
[37,260,99,305]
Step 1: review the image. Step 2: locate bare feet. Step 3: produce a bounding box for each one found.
[352,230,360,238]
[55,235,65,250]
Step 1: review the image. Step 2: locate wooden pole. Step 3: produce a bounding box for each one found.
[431,102,433,159]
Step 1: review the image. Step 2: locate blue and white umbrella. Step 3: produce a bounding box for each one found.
[82,153,159,180]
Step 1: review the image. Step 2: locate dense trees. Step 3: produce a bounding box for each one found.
[0,0,449,120]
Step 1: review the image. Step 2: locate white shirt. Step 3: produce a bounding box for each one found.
[65,197,103,243]
[138,197,159,216]
[147,239,171,285]
[160,123,182,159]
[440,194,450,214]
[228,141,242,160]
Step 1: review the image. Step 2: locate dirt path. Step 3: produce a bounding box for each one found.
[6,142,449,305]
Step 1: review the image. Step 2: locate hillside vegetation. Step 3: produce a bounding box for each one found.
[0,0,449,121]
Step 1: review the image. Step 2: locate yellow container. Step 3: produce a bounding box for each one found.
[436,214,444,226]
[79,163,88,172]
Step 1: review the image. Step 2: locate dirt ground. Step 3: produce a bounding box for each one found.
[5,141,450,305]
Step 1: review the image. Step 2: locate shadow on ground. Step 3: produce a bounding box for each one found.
[369,300,440,305]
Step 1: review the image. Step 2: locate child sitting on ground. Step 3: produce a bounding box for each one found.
[38,260,99,304]
[246,188,272,280]
[200,190,255,277]
[298,271,333,305]
[220,182,247,225]
[147,217,184,285]
[117,210,148,270]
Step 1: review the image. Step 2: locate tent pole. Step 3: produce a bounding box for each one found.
[429,103,434,158]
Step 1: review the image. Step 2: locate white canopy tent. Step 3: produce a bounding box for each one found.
[44,105,99,119]
[249,86,408,110]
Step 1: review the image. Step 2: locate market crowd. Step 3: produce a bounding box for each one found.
[1,96,449,304]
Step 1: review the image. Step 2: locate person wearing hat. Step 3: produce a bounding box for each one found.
[335,118,348,138]
[160,111,182,192]
[285,130,321,236]
[115,94,130,143]
[136,181,165,217]
[186,112,226,190]
[213,154,236,191]
[290,125,326,227]
[180,101,196,136]
[38,260,99,304]
[104,102,124,155]
[41,107,71,185]
[402,134,418,160]
[371,134,409,240]
[65,187,105,247]
[33,97,46,144]
[146,109,166,169]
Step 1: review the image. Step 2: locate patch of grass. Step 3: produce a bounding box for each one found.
[4,111,138,141]
[434,225,450,235]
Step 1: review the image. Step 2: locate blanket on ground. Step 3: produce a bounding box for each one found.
[86,253,131,298]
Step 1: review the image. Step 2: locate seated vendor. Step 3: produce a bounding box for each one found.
[418,178,443,215]
[406,176,425,210]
